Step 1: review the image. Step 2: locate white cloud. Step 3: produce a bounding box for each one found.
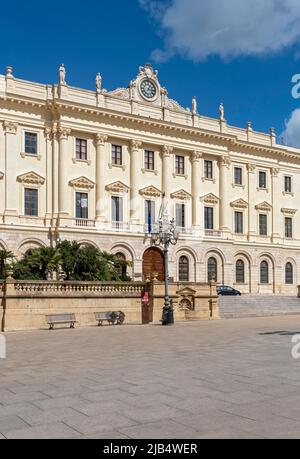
[281,108,300,147]
[140,0,300,61]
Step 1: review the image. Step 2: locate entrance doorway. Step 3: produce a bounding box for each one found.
[142,247,165,281]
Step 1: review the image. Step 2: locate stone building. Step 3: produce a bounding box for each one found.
[0,63,299,294]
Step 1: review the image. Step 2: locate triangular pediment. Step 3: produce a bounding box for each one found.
[139,186,162,198]
[17,171,45,185]
[69,176,95,189]
[230,198,248,209]
[255,201,272,212]
[177,287,196,296]
[106,181,129,194]
[281,208,297,215]
[201,193,219,205]
[171,189,192,200]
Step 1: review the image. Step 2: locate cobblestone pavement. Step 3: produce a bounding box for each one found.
[1,316,300,439]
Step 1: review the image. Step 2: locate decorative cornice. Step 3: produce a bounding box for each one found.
[139,186,162,198]
[3,120,18,134]
[255,201,272,212]
[69,176,95,190]
[170,189,192,201]
[130,140,142,151]
[281,208,297,216]
[95,133,108,146]
[201,193,219,205]
[230,198,248,209]
[17,171,45,186]
[106,181,130,194]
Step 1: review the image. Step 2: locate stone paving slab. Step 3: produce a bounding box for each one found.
[1,315,300,438]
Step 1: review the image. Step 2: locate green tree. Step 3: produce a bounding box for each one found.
[57,240,81,280]
[21,247,62,280]
[0,250,15,279]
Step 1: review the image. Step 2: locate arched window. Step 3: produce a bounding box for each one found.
[285,263,293,285]
[236,260,245,284]
[179,256,189,282]
[208,257,217,282]
[260,261,269,284]
[115,252,127,278]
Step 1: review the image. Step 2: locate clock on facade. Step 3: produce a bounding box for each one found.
[140,79,157,100]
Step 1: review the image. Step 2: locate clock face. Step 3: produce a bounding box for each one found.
[140,79,157,99]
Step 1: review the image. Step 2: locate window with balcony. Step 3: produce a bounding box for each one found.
[175,155,185,175]
[205,207,214,230]
[144,150,155,170]
[24,188,38,216]
[76,192,88,219]
[112,145,122,166]
[76,138,87,161]
[25,132,37,155]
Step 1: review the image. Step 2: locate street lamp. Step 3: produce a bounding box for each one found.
[150,211,179,326]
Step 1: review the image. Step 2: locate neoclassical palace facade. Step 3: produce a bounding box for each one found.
[0,63,299,294]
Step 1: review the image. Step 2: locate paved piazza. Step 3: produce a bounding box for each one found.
[1,316,300,439]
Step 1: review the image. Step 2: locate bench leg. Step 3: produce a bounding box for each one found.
[49,324,54,330]
[70,322,75,329]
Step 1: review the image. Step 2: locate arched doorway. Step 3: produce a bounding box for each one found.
[142,247,165,281]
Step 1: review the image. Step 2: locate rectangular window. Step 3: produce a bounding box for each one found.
[259,214,267,236]
[175,155,185,175]
[205,207,214,230]
[111,196,123,223]
[176,203,185,228]
[144,150,155,170]
[259,171,267,189]
[24,188,38,216]
[112,145,122,166]
[76,192,88,219]
[284,176,292,193]
[145,200,155,227]
[235,212,243,234]
[285,217,293,238]
[204,160,213,179]
[25,132,37,155]
[76,138,87,161]
[234,167,242,185]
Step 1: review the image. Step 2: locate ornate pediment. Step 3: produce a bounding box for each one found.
[281,208,297,216]
[176,287,196,296]
[255,201,272,212]
[69,176,95,190]
[0,172,4,180]
[230,199,248,209]
[201,193,219,205]
[139,186,162,198]
[106,181,129,194]
[17,171,45,185]
[171,189,192,201]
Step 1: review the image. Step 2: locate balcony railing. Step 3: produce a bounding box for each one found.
[74,218,96,228]
[110,221,130,232]
[205,230,222,237]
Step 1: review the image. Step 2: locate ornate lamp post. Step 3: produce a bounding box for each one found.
[150,210,179,325]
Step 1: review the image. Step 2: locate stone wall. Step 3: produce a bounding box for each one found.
[0,279,218,332]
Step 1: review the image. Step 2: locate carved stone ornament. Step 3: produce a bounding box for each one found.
[69,176,95,190]
[58,126,71,140]
[247,163,256,173]
[17,171,45,186]
[201,193,219,205]
[106,181,130,194]
[191,150,202,162]
[139,186,162,198]
[3,121,18,134]
[281,208,297,216]
[176,287,196,311]
[218,155,231,168]
[230,198,248,209]
[161,145,174,157]
[271,167,280,177]
[170,189,192,201]
[130,140,142,151]
[255,201,272,212]
[0,172,4,180]
[95,133,108,146]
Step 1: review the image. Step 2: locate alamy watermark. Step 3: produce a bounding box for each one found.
[291,334,300,359]
[0,334,6,359]
[291,74,300,99]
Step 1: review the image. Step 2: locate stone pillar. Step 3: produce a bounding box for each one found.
[51,125,59,219]
[191,150,202,229]
[130,140,142,225]
[218,155,231,233]
[271,167,281,243]
[95,133,108,225]
[58,126,71,220]
[3,121,18,223]
[161,145,173,217]
[45,128,52,224]
[247,163,256,241]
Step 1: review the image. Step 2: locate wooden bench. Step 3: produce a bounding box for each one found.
[46,313,77,330]
[95,311,125,326]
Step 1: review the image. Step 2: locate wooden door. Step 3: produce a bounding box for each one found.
[142,248,164,281]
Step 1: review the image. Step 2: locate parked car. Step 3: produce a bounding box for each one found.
[217,285,241,296]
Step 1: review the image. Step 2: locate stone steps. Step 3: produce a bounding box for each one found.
[218,295,300,319]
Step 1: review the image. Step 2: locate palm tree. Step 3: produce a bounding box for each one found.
[0,250,15,279]
[26,247,63,280]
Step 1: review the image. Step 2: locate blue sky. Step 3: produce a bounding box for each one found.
[2,0,300,145]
